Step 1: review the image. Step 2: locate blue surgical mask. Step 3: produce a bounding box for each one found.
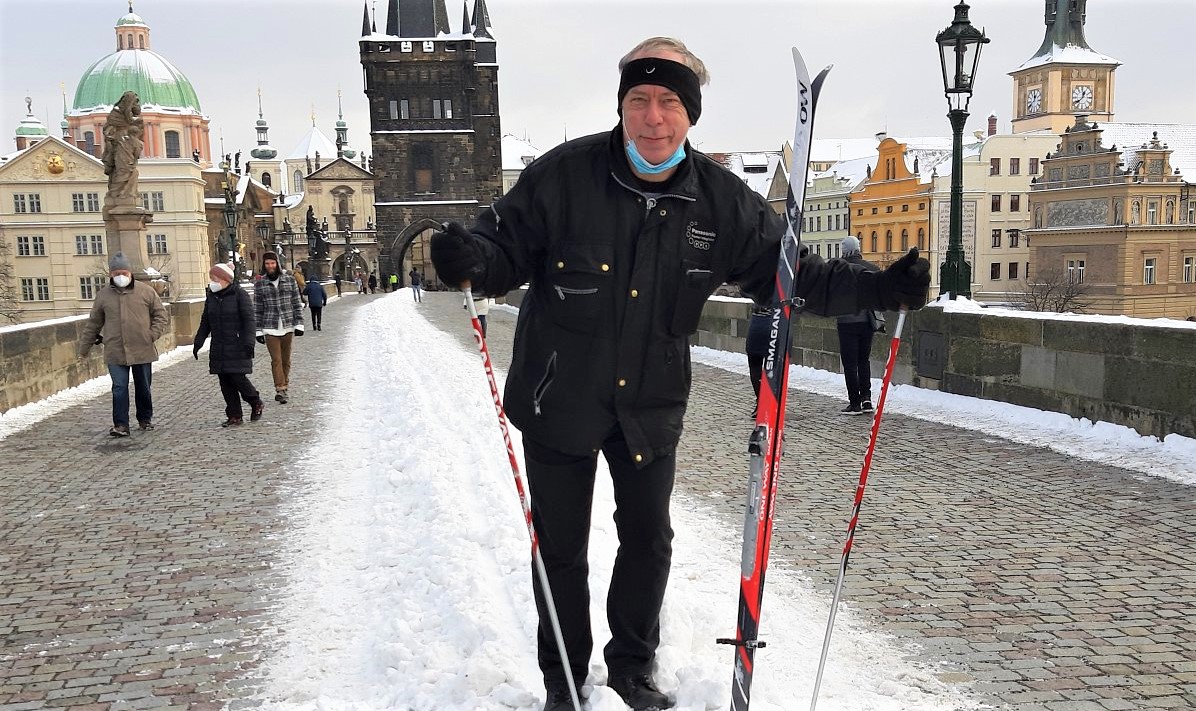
[625,138,686,175]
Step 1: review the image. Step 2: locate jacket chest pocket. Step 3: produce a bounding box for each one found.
[669,258,713,336]
[546,243,612,333]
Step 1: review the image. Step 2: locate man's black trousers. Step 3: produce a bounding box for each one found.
[524,430,675,690]
[836,321,875,405]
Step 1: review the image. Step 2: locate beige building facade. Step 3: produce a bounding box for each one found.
[1,136,210,323]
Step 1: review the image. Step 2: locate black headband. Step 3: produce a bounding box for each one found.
[617,57,702,125]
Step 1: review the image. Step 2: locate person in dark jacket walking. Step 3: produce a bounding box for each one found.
[430,36,931,711]
[834,236,883,415]
[333,273,342,297]
[193,263,264,427]
[367,272,377,294]
[303,278,328,331]
[409,268,423,302]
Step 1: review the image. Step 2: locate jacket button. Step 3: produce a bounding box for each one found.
[601,264,610,272]
[618,378,627,387]
[659,209,666,216]
[634,454,643,463]
[557,261,565,269]
[630,289,638,297]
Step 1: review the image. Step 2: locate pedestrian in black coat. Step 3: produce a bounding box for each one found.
[303,279,328,331]
[193,264,264,427]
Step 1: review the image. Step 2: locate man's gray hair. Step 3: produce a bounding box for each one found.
[618,37,710,86]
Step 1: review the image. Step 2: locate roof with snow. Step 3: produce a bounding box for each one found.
[1098,122,1196,182]
[286,126,338,161]
[1014,43,1121,72]
[812,155,877,193]
[501,134,542,171]
[717,151,785,199]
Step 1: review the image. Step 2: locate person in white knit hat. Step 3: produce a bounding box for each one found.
[193,263,264,427]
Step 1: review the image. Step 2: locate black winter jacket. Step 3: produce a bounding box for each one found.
[834,253,881,325]
[468,127,887,465]
[194,282,256,375]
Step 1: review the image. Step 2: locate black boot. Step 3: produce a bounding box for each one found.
[541,685,575,711]
[609,675,672,710]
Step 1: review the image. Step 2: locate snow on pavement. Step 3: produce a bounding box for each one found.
[256,295,978,711]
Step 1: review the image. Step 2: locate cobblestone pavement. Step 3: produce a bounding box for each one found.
[2,291,1194,711]
[0,292,378,711]
[423,295,1196,711]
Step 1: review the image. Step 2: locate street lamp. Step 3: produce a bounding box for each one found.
[936,1,988,299]
[222,187,238,279]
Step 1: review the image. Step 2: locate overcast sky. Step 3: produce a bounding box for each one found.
[2,0,1193,161]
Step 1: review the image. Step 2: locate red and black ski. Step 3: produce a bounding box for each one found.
[717,47,831,711]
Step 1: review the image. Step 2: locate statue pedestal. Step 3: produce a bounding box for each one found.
[105,207,154,279]
[313,258,332,281]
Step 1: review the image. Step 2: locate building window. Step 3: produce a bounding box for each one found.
[79,276,100,300]
[885,230,893,252]
[139,35,145,49]
[1029,157,1039,174]
[870,231,878,252]
[83,131,96,156]
[885,205,893,213]
[1009,262,1019,280]
[88,192,100,211]
[72,193,86,212]
[1009,158,1020,175]
[413,143,435,193]
[75,235,88,255]
[1188,201,1195,224]
[293,170,303,191]
[834,214,841,231]
[991,194,1001,212]
[13,193,41,213]
[401,99,410,119]
[261,172,272,188]
[164,130,181,158]
[901,204,909,212]
[900,229,908,251]
[17,235,31,256]
[443,99,453,119]
[1184,256,1195,283]
[388,100,399,119]
[989,158,1000,176]
[432,100,443,119]
[1009,229,1020,248]
[400,41,412,52]
[857,209,863,216]
[1143,257,1157,285]
[140,191,164,211]
[917,228,925,250]
[1010,194,1020,212]
[1067,259,1085,283]
[1147,202,1158,225]
[19,277,50,301]
[146,233,168,255]
[991,229,1002,248]
[816,216,822,231]
[990,262,1001,280]
[871,207,877,215]
[918,202,926,210]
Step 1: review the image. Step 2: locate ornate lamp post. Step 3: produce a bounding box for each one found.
[222,189,238,279]
[936,1,988,299]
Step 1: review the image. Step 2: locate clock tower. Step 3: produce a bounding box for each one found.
[1009,0,1119,135]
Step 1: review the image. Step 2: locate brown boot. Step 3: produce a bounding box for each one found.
[221,417,243,428]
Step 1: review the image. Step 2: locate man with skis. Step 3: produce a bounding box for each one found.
[430,37,931,711]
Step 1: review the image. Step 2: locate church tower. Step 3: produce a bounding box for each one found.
[359,0,502,281]
[1009,0,1120,135]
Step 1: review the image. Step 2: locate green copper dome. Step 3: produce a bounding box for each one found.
[116,12,147,27]
[72,49,202,115]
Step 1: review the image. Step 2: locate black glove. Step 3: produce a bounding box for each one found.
[94,333,104,345]
[193,348,199,360]
[294,329,304,337]
[430,222,482,287]
[256,335,266,344]
[876,248,931,311]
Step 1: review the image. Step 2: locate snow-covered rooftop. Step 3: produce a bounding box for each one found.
[1098,122,1196,182]
[812,154,877,192]
[286,126,338,161]
[1014,43,1121,72]
[718,151,785,199]
[501,134,543,171]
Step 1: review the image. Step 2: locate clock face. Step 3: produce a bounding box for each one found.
[1026,88,1042,114]
[1071,85,1093,110]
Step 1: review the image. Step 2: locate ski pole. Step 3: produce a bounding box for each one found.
[809,308,907,711]
[463,284,583,711]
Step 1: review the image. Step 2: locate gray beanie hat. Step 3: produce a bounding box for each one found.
[840,235,861,257]
[108,252,132,271]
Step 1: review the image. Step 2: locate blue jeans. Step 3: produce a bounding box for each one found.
[109,363,153,427]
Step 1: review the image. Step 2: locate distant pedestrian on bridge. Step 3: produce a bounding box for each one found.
[78,251,169,437]
[304,278,328,331]
[409,268,423,302]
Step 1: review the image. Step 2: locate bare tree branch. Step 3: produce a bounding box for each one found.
[0,237,19,324]
[1009,266,1095,313]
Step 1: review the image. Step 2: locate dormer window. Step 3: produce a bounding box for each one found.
[422,40,435,52]
[401,41,412,52]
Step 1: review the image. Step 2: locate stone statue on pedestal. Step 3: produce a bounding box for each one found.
[101,91,145,218]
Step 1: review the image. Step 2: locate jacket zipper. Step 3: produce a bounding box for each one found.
[609,173,696,218]
[532,351,558,416]
[554,285,599,300]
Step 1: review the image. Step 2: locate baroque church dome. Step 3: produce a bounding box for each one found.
[71,6,202,116]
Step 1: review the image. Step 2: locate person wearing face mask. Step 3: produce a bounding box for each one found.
[429,37,932,711]
[193,263,264,427]
[79,252,170,437]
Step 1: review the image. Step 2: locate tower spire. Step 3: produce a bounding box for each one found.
[461,2,470,35]
[472,0,493,38]
[311,104,316,127]
[251,87,277,160]
[361,0,371,36]
[385,0,398,35]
